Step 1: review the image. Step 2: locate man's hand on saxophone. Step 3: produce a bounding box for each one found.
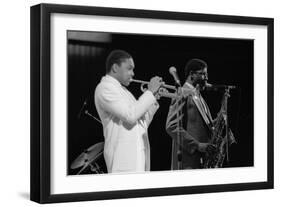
[198,142,216,156]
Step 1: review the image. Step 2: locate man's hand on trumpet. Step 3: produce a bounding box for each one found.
[155,87,169,100]
[148,76,164,96]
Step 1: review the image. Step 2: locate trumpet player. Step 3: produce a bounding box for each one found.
[94,49,163,173]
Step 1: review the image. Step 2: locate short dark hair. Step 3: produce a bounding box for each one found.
[184,58,207,77]
[105,50,132,74]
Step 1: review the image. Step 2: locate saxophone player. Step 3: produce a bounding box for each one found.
[166,58,216,169]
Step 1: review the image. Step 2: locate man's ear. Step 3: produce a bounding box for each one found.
[111,63,118,73]
[190,71,194,81]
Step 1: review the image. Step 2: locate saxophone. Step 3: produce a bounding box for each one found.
[203,89,236,168]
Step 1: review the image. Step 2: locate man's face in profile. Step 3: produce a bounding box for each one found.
[115,58,135,87]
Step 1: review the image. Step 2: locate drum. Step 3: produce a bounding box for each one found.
[71,142,107,174]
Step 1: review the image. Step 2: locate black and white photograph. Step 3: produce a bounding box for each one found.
[1,0,280,207]
[67,31,253,175]
[29,3,273,204]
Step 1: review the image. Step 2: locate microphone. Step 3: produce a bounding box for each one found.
[169,66,181,87]
[205,82,236,90]
[77,99,87,119]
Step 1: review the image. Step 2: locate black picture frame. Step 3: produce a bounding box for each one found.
[30,3,274,204]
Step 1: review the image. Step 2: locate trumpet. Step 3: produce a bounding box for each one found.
[131,79,178,99]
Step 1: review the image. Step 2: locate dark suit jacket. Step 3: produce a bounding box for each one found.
[166,83,213,169]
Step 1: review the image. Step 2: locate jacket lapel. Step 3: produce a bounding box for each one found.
[182,83,211,126]
[192,95,211,126]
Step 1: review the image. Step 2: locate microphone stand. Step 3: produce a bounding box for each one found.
[77,98,102,125]
[85,110,102,125]
[74,97,103,175]
[77,99,87,119]
[220,86,231,165]
[176,85,183,170]
[224,87,231,164]
[205,83,235,167]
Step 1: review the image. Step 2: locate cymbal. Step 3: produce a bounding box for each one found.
[71,142,104,169]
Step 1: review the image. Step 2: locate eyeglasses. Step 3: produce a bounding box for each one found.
[194,71,208,78]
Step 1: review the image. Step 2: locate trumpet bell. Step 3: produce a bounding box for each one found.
[158,88,178,99]
[131,78,179,99]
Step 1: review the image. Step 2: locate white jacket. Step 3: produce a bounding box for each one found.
[94,75,159,173]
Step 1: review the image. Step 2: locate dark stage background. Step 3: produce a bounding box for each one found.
[67,31,253,175]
